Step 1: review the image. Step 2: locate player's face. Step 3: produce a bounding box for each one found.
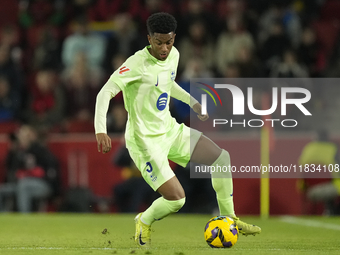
[148,32,176,61]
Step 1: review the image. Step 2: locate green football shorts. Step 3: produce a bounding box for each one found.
[127,123,202,191]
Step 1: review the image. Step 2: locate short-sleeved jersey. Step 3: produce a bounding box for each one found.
[109,46,180,149]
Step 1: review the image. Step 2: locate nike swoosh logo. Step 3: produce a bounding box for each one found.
[155,76,158,86]
[138,227,146,245]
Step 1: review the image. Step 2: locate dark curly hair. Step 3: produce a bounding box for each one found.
[146,12,177,35]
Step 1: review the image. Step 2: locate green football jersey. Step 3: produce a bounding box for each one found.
[107,46,180,147]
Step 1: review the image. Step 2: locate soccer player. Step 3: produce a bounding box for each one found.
[95,12,261,246]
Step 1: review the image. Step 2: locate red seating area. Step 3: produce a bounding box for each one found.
[0,0,18,26]
[0,121,20,134]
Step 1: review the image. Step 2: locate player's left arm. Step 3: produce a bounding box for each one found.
[171,81,209,121]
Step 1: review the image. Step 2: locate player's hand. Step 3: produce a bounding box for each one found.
[192,103,209,121]
[96,133,112,154]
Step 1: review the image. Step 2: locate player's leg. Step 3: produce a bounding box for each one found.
[167,124,234,216]
[142,176,185,223]
[191,135,234,216]
[191,134,261,236]
[135,176,186,246]
[129,140,186,247]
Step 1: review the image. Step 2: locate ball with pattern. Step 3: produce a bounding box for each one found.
[204,216,239,248]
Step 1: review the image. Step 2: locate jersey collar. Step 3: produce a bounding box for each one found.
[144,45,170,66]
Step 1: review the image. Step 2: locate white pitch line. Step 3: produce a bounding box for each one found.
[0,247,116,250]
[0,247,291,251]
[281,216,340,231]
[0,247,297,252]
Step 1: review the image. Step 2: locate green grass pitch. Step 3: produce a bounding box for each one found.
[0,214,339,255]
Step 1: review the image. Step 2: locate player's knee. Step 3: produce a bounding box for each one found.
[221,149,230,161]
[166,197,186,212]
[212,149,230,165]
[211,149,231,182]
[161,183,185,201]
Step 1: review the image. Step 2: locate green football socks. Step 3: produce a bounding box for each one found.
[141,197,186,225]
[211,149,235,216]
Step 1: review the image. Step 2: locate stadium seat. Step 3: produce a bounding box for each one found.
[312,20,340,57]
[0,121,20,134]
[0,0,18,26]
[320,0,340,21]
[65,120,94,133]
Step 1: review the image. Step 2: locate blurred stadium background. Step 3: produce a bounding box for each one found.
[0,0,340,216]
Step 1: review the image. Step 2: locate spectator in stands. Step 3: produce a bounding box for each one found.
[61,52,100,129]
[61,14,106,71]
[325,30,340,78]
[88,0,141,21]
[178,0,219,39]
[68,0,95,21]
[260,21,291,75]
[258,3,302,48]
[258,4,283,46]
[137,0,174,30]
[18,0,66,29]
[297,26,318,77]
[0,24,22,66]
[25,68,65,131]
[299,0,323,23]
[0,43,24,115]
[32,26,62,71]
[215,15,255,76]
[0,125,60,213]
[270,49,309,78]
[60,52,99,133]
[178,20,214,73]
[103,13,144,75]
[224,62,241,78]
[298,130,340,215]
[180,57,213,81]
[217,0,257,38]
[217,0,246,24]
[281,3,302,48]
[62,48,103,86]
[0,76,20,122]
[235,44,263,77]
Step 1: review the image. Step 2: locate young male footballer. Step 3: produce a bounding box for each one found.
[95,12,261,246]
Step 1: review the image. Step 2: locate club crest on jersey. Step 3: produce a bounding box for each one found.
[170,70,176,81]
[156,92,168,111]
[119,66,130,75]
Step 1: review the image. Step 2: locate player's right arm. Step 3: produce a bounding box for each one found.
[95,54,143,154]
[95,77,122,154]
